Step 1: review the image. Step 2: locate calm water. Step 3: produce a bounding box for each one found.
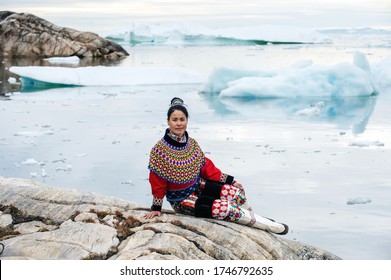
[1,31,391,259]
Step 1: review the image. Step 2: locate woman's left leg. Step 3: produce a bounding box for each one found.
[194,197,289,235]
[200,180,252,210]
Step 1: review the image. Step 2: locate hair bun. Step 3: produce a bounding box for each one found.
[170,97,184,107]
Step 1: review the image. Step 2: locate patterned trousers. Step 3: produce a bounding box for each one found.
[170,180,248,222]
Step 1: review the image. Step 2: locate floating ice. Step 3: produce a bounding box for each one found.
[107,23,329,45]
[9,66,204,88]
[75,153,88,158]
[9,52,390,99]
[55,164,72,172]
[373,57,391,91]
[201,67,274,94]
[349,140,384,147]
[353,52,378,94]
[44,56,80,65]
[346,197,372,205]
[295,102,325,116]
[41,169,47,178]
[122,180,135,186]
[21,158,41,165]
[202,52,378,98]
[8,77,17,84]
[14,130,55,137]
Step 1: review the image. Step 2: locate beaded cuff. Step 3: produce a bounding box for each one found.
[153,196,163,206]
[220,173,234,185]
[151,196,163,212]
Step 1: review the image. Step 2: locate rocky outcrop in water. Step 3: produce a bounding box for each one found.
[0,11,129,58]
[0,177,340,260]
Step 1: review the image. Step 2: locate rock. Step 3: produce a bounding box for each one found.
[14,221,57,234]
[0,176,136,224]
[74,212,100,224]
[0,11,129,58]
[0,212,13,228]
[0,177,341,260]
[2,222,119,259]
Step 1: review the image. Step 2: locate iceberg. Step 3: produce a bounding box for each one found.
[201,52,377,98]
[9,66,204,90]
[199,52,389,134]
[44,56,80,65]
[106,23,330,45]
[373,57,391,91]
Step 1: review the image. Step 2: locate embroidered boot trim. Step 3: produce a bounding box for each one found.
[220,184,248,206]
[211,200,244,222]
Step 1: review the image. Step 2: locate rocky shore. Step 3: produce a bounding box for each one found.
[0,176,340,260]
[0,11,128,58]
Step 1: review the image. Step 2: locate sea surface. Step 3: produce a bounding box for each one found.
[1,27,391,260]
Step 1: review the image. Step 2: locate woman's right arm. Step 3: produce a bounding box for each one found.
[145,171,167,218]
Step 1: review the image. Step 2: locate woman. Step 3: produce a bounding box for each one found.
[144,97,288,235]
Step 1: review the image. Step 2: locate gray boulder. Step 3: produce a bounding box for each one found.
[0,176,340,260]
[0,11,129,58]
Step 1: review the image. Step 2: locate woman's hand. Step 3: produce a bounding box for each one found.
[144,211,161,219]
[233,181,244,189]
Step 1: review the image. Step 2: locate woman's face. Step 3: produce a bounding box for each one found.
[168,109,188,137]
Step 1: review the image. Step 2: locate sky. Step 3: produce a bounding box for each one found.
[1,0,391,33]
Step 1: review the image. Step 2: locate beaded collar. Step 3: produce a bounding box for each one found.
[149,129,205,184]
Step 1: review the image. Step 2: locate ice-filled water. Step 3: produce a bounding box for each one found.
[1,26,391,260]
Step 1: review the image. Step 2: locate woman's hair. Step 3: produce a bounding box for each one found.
[167,97,189,119]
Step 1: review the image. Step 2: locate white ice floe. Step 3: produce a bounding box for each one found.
[9,52,391,99]
[349,140,384,147]
[295,101,325,116]
[9,66,205,87]
[75,153,88,158]
[13,130,54,137]
[122,180,135,186]
[346,197,372,205]
[41,169,47,178]
[21,158,41,165]
[8,77,17,84]
[44,56,80,65]
[202,52,378,98]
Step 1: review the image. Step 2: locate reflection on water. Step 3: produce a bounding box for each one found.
[200,93,378,134]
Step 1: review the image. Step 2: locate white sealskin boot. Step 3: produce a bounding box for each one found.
[239,208,289,235]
